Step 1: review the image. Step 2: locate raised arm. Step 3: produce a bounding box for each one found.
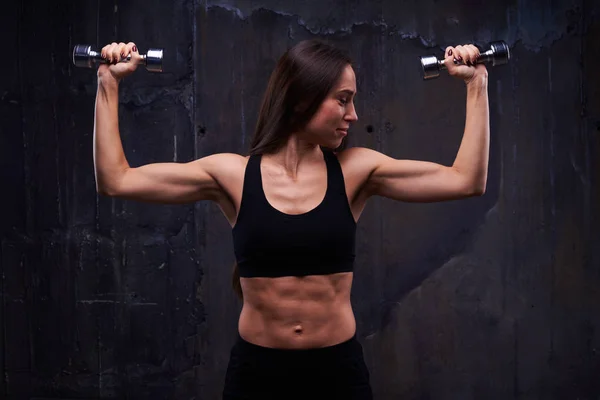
[93,42,242,205]
[343,43,490,203]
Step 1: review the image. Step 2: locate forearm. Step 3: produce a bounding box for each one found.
[452,73,490,192]
[93,75,129,194]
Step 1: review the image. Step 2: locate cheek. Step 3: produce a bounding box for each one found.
[305,115,326,132]
[305,103,343,133]
[318,105,343,126]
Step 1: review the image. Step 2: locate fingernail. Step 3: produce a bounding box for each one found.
[448,49,453,56]
[132,46,137,52]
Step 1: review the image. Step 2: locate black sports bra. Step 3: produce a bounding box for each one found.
[231,149,356,278]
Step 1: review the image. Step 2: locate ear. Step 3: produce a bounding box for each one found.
[290,101,309,128]
[294,101,309,113]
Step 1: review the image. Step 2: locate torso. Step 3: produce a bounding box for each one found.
[212,148,373,349]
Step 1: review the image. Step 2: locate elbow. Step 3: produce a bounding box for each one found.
[96,183,118,197]
[471,185,486,196]
[452,166,487,198]
[454,169,487,198]
[95,178,122,197]
[95,168,128,197]
[457,174,486,197]
[468,179,487,197]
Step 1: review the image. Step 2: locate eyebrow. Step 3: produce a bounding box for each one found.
[337,89,356,96]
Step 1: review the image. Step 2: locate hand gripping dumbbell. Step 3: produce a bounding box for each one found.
[72,44,164,72]
[419,41,510,80]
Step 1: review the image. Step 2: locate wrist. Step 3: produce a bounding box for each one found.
[465,72,488,89]
[98,73,120,88]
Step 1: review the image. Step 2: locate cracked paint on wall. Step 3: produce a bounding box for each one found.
[206,0,591,50]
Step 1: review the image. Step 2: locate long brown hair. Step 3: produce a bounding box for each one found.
[232,39,353,299]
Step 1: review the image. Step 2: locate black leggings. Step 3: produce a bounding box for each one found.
[223,334,373,400]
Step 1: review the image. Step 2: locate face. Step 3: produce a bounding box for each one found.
[301,64,358,149]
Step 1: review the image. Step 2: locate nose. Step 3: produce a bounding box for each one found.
[344,102,358,123]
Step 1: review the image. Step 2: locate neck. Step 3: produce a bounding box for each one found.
[267,134,322,179]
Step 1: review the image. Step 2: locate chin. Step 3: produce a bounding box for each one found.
[325,139,345,151]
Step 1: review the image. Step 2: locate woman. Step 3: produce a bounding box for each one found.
[95,39,488,399]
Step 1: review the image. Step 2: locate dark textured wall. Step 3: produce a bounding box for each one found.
[2,0,599,399]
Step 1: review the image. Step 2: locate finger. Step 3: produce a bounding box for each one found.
[109,42,121,64]
[453,45,465,64]
[470,44,481,59]
[111,42,127,64]
[467,44,479,65]
[124,42,140,64]
[463,45,477,65]
[108,42,120,63]
[445,46,455,59]
[125,42,137,56]
[110,42,120,63]
[103,42,117,62]
[100,44,110,60]
[118,42,128,61]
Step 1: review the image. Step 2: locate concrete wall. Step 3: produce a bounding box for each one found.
[1,0,599,398]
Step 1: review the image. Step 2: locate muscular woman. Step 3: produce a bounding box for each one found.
[94,39,488,399]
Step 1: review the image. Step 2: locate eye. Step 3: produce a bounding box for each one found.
[338,98,349,105]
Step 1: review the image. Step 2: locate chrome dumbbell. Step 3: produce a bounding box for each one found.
[420,41,510,80]
[72,44,164,72]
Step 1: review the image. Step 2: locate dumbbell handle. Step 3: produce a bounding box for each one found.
[72,44,163,72]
